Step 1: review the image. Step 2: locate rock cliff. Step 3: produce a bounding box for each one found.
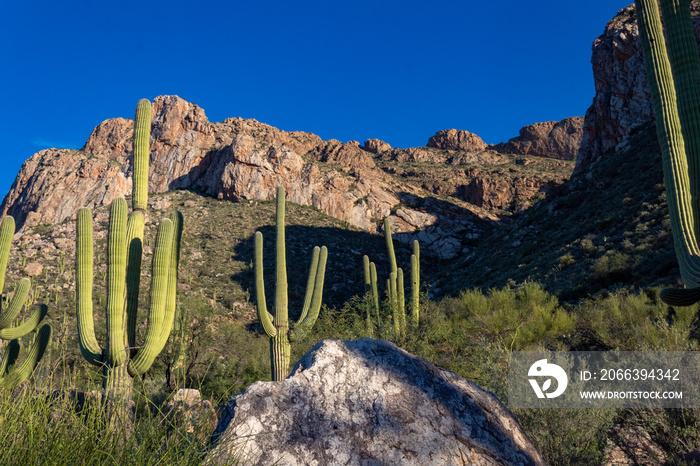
[208,339,543,465]
[2,95,575,259]
[492,117,584,160]
[576,2,700,171]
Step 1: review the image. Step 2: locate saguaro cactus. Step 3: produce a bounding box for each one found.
[0,216,52,389]
[75,99,184,403]
[635,0,700,305]
[365,218,421,337]
[255,186,328,381]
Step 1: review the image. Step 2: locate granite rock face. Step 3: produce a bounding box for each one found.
[2,95,573,259]
[207,339,543,466]
[493,117,584,160]
[576,3,700,171]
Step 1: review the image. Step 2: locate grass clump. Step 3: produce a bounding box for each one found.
[0,380,216,466]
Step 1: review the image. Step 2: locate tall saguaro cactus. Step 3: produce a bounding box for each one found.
[636,0,700,305]
[75,99,184,404]
[0,216,52,389]
[255,186,328,381]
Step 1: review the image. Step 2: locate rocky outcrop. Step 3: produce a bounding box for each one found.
[463,177,555,211]
[2,95,574,259]
[493,117,584,160]
[207,338,543,466]
[427,129,488,152]
[576,3,700,171]
[363,138,391,154]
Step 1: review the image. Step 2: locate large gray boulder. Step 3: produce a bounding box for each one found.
[206,338,543,465]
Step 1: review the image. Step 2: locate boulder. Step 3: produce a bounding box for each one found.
[363,138,391,154]
[427,129,488,152]
[207,339,543,466]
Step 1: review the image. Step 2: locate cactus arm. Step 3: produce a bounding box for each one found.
[124,211,145,358]
[0,278,30,328]
[274,186,288,333]
[255,232,276,338]
[0,304,47,340]
[363,255,371,294]
[106,198,128,367]
[636,0,700,298]
[384,218,397,277]
[0,340,20,376]
[0,216,14,294]
[297,246,320,325]
[370,262,380,325]
[291,246,328,341]
[0,324,52,389]
[76,207,103,366]
[128,219,173,377]
[389,273,399,336]
[159,210,183,344]
[133,99,151,212]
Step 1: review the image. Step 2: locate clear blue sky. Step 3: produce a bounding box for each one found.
[1,1,631,200]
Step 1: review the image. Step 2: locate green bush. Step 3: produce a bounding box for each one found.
[459,282,575,351]
[592,251,638,284]
[578,289,698,351]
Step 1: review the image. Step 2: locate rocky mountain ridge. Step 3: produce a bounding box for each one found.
[577,2,700,171]
[1,96,577,259]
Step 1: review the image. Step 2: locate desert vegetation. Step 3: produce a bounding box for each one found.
[10,3,700,460]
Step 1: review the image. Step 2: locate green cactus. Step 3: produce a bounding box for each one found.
[635,0,700,305]
[410,240,420,327]
[363,256,381,329]
[363,255,373,333]
[0,216,52,389]
[75,99,184,402]
[255,186,328,381]
[366,218,421,337]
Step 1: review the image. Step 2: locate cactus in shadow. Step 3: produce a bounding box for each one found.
[0,216,52,389]
[635,0,700,305]
[75,99,184,410]
[255,186,328,381]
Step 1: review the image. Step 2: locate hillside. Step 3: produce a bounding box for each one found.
[6,3,700,465]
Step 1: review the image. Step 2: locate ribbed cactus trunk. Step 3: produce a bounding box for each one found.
[410,240,420,327]
[636,0,700,305]
[255,186,328,381]
[105,197,130,396]
[271,189,291,381]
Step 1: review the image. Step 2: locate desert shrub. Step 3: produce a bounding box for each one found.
[516,408,617,466]
[457,282,575,351]
[578,289,698,351]
[592,250,638,284]
[557,253,575,267]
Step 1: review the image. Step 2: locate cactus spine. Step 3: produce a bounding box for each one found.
[255,186,328,381]
[635,0,700,305]
[75,99,184,402]
[0,216,52,389]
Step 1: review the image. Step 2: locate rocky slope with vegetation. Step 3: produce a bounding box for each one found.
[1,95,578,261]
[6,3,700,465]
